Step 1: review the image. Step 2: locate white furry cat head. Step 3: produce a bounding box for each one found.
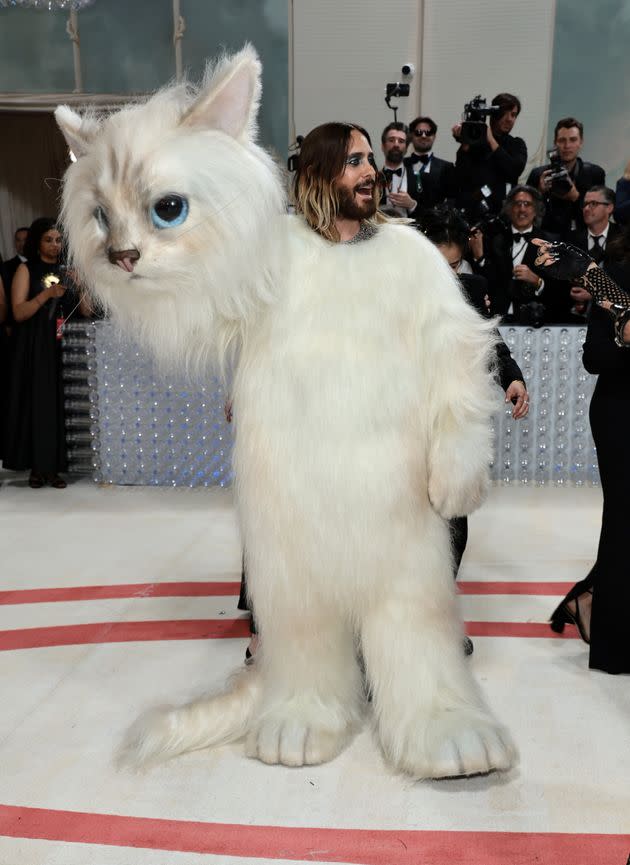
[56,45,285,374]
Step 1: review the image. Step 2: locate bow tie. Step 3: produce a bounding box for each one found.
[512,231,532,242]
[384,167,403,178]
[409,153,430,165]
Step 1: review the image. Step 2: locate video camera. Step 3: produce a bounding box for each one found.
[460,95,501,147]
[545,148,573,195]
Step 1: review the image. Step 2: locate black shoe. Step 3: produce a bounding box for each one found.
[463,636,474,656]
[550,589,592,644]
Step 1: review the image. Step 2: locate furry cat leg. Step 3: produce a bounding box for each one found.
[243,547,364,766]
[361,519,517,779]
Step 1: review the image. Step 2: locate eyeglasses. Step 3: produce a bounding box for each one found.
[511,200,534,208]
[582,201,609,208]
[413,129,434,137]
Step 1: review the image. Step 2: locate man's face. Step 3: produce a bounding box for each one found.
[335,129,377,221]
[381,129,408,165]
[582,191,613,229]
[411,123,435,154]
[15,229,28,256]
[510,192,536,231]
[492,106,519,136]
[555,126,582,164]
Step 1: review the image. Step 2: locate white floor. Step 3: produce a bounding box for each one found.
[1,473,629,865]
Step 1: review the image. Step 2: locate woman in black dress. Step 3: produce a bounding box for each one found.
[544,229,630,675]
[3,217,68,488]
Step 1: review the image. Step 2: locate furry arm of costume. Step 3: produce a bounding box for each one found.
[421,253,497,518]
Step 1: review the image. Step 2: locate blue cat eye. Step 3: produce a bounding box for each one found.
[94,206,109,230]
[150,195,189,229]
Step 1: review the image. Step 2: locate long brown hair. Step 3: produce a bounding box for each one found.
[293,122,386,242]
[606,223,630,264]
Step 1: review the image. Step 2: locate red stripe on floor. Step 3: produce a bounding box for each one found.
[0,580,573,606]
[0,804,626,864]
[0,618,577,651]
[0,581,241,605]
[458,581,574,595]
[0,618,251,651]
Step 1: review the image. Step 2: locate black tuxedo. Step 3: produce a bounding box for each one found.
[526,157,605,237]
[379,163,421,220]
[473,226,569,322]
[403,153,456,212]
[455,131,527,219]
[567,222,621,259]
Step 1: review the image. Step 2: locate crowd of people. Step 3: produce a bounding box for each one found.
[378,95,630,327]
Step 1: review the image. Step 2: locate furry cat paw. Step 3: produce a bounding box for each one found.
[381,708,517,779]
[246,712,354,767]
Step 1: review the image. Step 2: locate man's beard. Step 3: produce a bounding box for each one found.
[386,148,404,165]
[337,184,377,220]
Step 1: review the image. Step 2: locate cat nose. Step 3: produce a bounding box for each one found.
[108,247,141,272]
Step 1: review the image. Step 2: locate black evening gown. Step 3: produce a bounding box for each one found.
[3,259,67,475]
[580,261,630,674]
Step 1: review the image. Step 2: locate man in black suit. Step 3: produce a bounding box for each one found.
[566,185,620,320]
[452,93,527,221]
[403,116,456,214]
[2,226,28,293]
[378,122,421,221]
[526,117,605,238]
[471,185,567,323]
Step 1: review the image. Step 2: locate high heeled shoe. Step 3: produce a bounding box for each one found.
[549,588,592,644]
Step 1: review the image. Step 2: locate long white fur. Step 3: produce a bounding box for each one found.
[57,45,517,779]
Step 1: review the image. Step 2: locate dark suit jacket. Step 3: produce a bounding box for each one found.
[567,222,621,257]
[403,153,457,212]
[526,157,606,237]
[614,177,630,225]
[455,132,527,219]
[379,164,422,221]
[473,226,569,322]
[458,272,524,390]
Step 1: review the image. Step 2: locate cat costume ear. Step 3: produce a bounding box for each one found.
[182,43,262,141]
[55,105,100,158]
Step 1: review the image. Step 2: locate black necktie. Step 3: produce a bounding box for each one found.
[590,235,604,263]
[512,231,532,243]
[383,167,402,181]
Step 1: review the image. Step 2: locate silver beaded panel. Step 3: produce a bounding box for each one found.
[492,326,598,486]
[82,321,599,487]
[92,322,232,486]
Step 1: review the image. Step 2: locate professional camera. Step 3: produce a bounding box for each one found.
[546,148,573,196]
[510,277,546,327]
[460,95,501,147]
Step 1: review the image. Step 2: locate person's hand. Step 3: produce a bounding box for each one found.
[570,286,591,303]
[529,238,593,283]
[389,190,416,211]
[506,380,529,419]
[451,123,462,142]
[512,264,540,285]
[538,169,553,194]
[484,293,491,313]
[469,228,484,261]
[224,399,233,423]
[486,123,498,150]
[556,180,579,202]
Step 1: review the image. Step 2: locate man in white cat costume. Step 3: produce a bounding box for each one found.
[55,46,516,779]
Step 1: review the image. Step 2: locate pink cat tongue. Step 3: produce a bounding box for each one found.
[116,257,135,273]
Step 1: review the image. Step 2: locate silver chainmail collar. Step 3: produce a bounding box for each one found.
[343,221,379,245]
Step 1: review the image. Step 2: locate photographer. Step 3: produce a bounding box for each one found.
[472,185,568,324]
[452,92,527,220]
[378,122,421,219]
[526,117,605,237]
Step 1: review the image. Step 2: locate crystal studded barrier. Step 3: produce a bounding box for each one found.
[74,321,598,487]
